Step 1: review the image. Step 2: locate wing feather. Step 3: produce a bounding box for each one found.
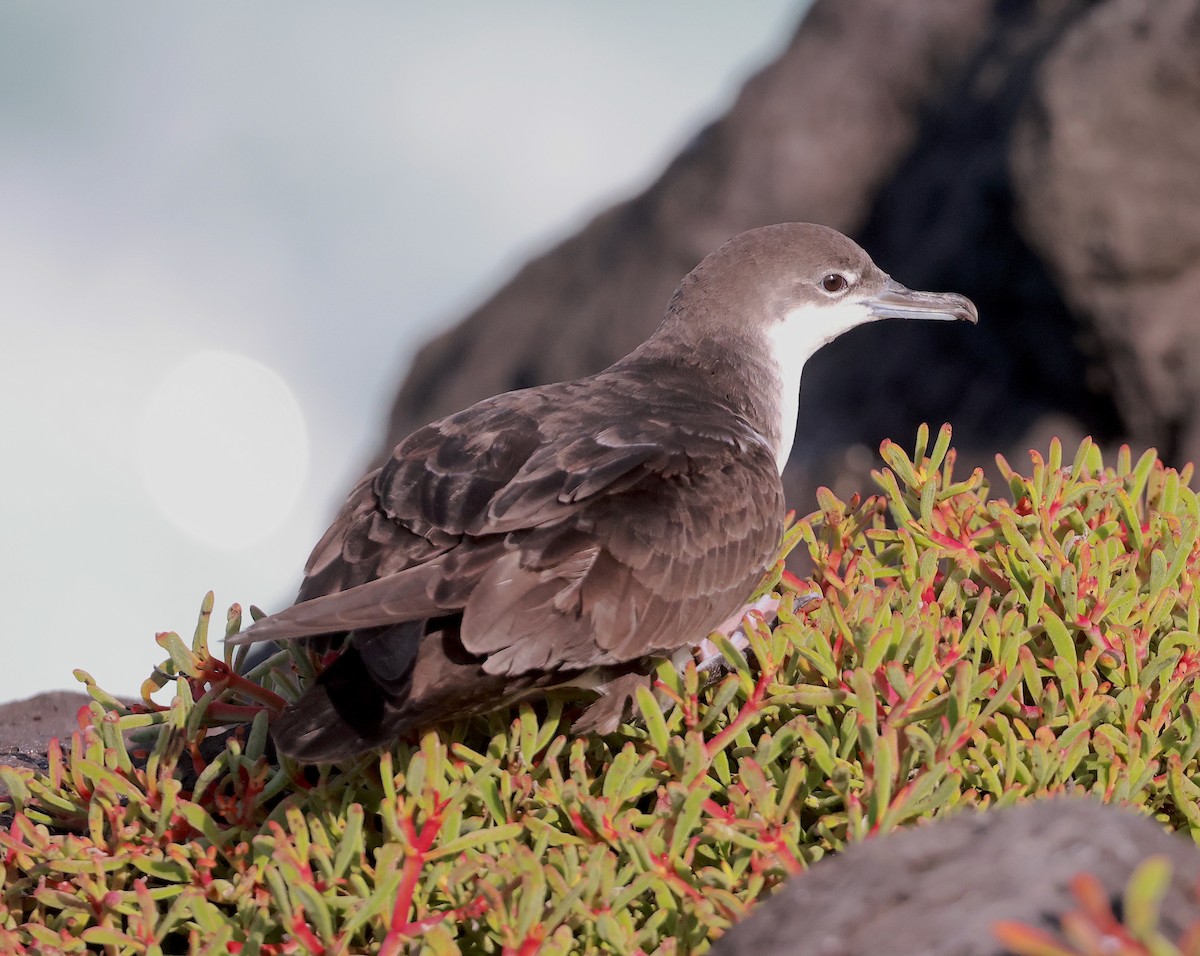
[229,559,449,644]
[242,369,783,703]
[456,421,783,674]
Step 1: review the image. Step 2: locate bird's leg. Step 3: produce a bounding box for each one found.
[693,590,821,682]
[574,591,821,734]
[693,594,779,679]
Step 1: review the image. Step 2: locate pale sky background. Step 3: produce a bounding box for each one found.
[0,2,806,702]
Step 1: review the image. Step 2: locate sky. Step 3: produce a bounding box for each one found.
[0,3,806,703]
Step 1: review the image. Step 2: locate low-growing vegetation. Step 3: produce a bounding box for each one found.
[3,425,1200,953]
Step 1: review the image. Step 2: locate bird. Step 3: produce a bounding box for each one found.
[229,223,977,762]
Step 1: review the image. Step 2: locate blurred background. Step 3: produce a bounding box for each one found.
[0,2,804,700]
[6,0,1199,706]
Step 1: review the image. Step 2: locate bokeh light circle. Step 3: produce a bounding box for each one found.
[139,350,309,550]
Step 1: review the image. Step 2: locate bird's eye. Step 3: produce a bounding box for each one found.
[821,273,848,294]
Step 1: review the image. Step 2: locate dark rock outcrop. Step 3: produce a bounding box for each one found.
[381,0,1200,501]
[710,799,1200,956]
[1012,0,1200,465]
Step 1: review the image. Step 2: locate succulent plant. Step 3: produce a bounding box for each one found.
[4,425,1200,953]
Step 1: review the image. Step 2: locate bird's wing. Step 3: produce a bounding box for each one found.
[225,558,452,644]
[372,389,666,537]
[233,385,669,643]
[457,418,786,673]
[233,382,783,662]
[291,469,448,601]
[293,384,695,609]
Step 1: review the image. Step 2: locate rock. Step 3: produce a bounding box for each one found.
[0,692,210,809]
[709,799,1200,956]
[0,691,91,782]
[1012,0,1200,464]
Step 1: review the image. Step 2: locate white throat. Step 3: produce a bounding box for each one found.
[764,299,876,473]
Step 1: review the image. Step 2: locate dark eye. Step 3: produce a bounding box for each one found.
[821,273,848,293]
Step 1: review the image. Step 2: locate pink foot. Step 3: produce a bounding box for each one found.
[693,590,820,677]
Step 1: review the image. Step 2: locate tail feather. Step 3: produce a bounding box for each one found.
[271,645,398,762]
[228,561,447,646]
[267,616,649,762]
[270,619,516,762]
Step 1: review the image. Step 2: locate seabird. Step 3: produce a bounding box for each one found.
[231,223,976,762]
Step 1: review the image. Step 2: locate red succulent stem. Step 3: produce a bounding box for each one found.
[382,796,450,951]
[504,926,546,956]
[705,665,772,758]
[195,657,287,711]
[289,907,327,955]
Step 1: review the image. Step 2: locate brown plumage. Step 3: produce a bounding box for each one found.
[230,223,977,761]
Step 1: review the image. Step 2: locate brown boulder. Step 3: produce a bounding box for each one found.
[710,799,1200,956]
[1012,0,1200,463]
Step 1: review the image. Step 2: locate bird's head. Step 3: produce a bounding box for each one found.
[647,222,978,471]
[667,222,977,363]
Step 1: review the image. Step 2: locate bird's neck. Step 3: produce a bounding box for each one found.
[616,324,794,473]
